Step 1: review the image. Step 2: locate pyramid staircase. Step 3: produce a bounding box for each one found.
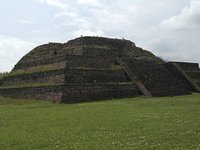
[116,58,152,97]
[122,58,191,97]
[166,62,200,93]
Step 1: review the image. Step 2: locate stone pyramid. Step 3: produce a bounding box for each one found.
[0,36,199,103]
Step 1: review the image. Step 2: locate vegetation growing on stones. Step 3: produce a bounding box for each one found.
[0,36,199,103]
[0,72,9,79]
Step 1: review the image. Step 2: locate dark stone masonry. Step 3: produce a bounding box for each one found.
[0,36,199,103]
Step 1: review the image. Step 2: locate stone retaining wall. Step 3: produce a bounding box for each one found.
[186,71,200,81]
[65,56,115,69]
[0,83,140,103]
[165,62,200,92]
[65,69,130,83]
[164,63,194,91]
[0,85,63,103]
[126,59,191,96]
[14,55,115,70]
[0,69,65,86]
[62,83,140,103]
[0,68,129,87]
[169,62,199,71]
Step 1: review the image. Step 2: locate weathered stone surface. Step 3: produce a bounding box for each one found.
[166,62,200,92]
[62,83,140,103]
[0,36,198,103]
[1,69,65,86]
[0,85,63,103]
[124,58,191,96]
[170,62,199,71]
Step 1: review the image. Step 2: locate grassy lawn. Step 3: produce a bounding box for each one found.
[0,94,200,150]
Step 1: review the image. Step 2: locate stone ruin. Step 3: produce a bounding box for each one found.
[0,36,199,103]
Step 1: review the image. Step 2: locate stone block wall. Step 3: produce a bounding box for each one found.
[0,69,65,87]
[82,47,120,57]
[14,55,115,71]
[65,56,115,69]
[0,85,63,103]
[2,36,198,103]
[62,83,140,103]
[170,62,199,71]
[125,59,191,96]
[164,63,194,91]
[185,71,200,81]
[166,62,200,92]
[64,69,130,83]
[13,61,66,73]
[13,56,67,70]
[0,68,130,87]
[0,83,140,103]
[0,54,136,103]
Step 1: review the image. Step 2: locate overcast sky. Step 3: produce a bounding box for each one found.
[0,0,199,72]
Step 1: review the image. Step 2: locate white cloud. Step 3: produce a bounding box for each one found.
[38,0,200,65]
[160,0,200,29]
[126,5,140,13]
[18,20,33,25]
[0,36,36,72]
[148,33,200,63]
[1,0,198,71]
[39,0,69,10]
[145,0,200,64]
[54,12,77,18]
[76,0,102,7]
[73,29,105,37]
[39,0,80,24]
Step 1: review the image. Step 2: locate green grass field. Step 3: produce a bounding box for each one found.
[0,94,200,150]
